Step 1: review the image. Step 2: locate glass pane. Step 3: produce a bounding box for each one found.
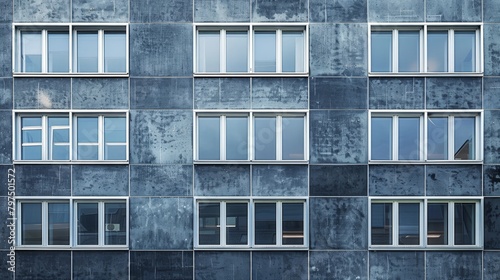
[77,203,99,245]
[22,117,42,127]
[105,203,127,245]
[255,203,276,245]
[52,129,69,144]
[77,32,98,72]
[226,117,248,160]
[428,203,448,245]
[21,32,42,72]
[198,117,220,160]
[48,116,69,132]
[454,117,475,160]
[371,117,392,160]
[371,203,392,245]
[48,32,69,72]
[104,117,126,143]
[455,203,475,245]
[282,31,305,72]
[254,31,276,72]
[226,31,248,72]
[398,117,420,160]
[398,31,420,72]
[105,145,126,160]
[22,129,42,143]
[77,145,98,160]
[282,117,304,160]
[454,31,476,72]
[198,31,220,72]
[77,117,98,143]
[282,203,304,245]
[21,203,42,245]
[254,117,276,160]
[398,203,420,245]
[52,145,69,160]
[427,117,448,160]
[226,203,248,245]
[199,203,220,245]
[22,146,42,160]
[49,117,70,160]
[371,31,392,72]
[48,203,70,245]
[427,31,448,72]
[104,32,126,72]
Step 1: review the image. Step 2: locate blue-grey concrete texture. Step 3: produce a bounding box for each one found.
[5,0,498,278]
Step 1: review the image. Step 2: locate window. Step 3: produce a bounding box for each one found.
[195,199,307,248]
[195,25,307,74]
[14,25,128,74]
[18,199,128,248]
[15,111,128,162]
[369,111,481,162]
[370,199,482,249]
[370,25,481,74]
[195,111,308,162]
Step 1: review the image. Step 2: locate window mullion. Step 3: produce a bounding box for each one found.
[221,202,226,246]
[420,29,424,72]
[69,26,73,73]
[393,116,398,161]
[249,112,254,160]
[393,29,398,73]
[42,30,48,73]
[42,116,48,160]
[220,29,226,73]
[73,30,78,72]
[276,202,282,246]
[250,26,254,73]
[98,30,104,73]
[449,202,455,246]
[419,114,424,161]
[276,116,282,161]
[448,116,454,160]
[42,202,48,246]
[276,30,282,73]
[420,201,424,247]
[220,116,226,160]
[99,116,104,160]
[449,29,454,73]
[99,202,104,246]
[393,202,398,245]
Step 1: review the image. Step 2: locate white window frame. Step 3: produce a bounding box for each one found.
[368,110,483,163]
[194,110,309,163]
[194,198,308,249]
[13,110,129,164]
[369,197,483,250]
[194,23,309,76]
[16,197,129,250]
[12,23,129,77]
[369,23,483,76]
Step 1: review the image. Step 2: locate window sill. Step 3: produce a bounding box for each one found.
[368,160,483,165]
[13,160,129,165]
[194,160,309,165]
[194,72,309,78]
[15,246,129,250]
[194,246,308,250]
[368,72,483,77]
[369,245,482,251]
[13,73,129,78]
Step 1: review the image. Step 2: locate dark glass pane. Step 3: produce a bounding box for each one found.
[454,117,475,160]
[282,117,304,160]
[226,31,248,72]
[104,32,126,72]
[371,203,392,245]
[398,117,420,160]
[48,32,69,72]
[282,203,304,245]
[427,117,448,160]
[48,203,70,245]
[198,31,220,72]
[198,117,220,160]
[427,31,448,72]
[371,117,392,160]
[105,203,127,245]
[77,203,99,245]
[21,32,42,72]
[371,31,392,72]
[282,31,305,72]
[455,203,475,245]
[398,203,420,245]
[254,117,276,160]
[226,117,248,160]
[22,203,42,245]
[199,203,220,245]
[77,32,98,72]
[255,203,276,245]
[398,31,420,72]
[454,31,475,72]
[226,203,248,245]
[254,31,276,72]
[428,203,448,245]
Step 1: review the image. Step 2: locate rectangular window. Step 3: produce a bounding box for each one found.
[17,199,127,248]
[195,25,307,74]
[195,111,307,162]
[196,200,307,248]
[370,199,482,249]
[370,25,481,74]
[369,111,481,162]
[14,25,128,74]
[15,111,128,162]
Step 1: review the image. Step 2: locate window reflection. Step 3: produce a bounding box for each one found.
[198,117,221,160]
[371,31,392,72]
[104,32,126,72]
[77,203,99,245]
[226,203,248,245]
[22,203,42,245]
[199,203,220,245]
[282,31,304,72]
[255,203,276,245]
[282,117,304,160]
[226,31,248,72]
[282,203,304,245]
[454,31,475,72]
[21,32,42,72]
[398,117,420,160]
[105,203,126,245]
[427,117,448,160]
[254,117,276,160]
[428,203,448,245]
[454,117,475,160]
[254,31,276,72]
[427,31,448,72]
[398,31,420,72]
[455,203,475,245]
[371,117,392,160]
[398,203,420,245]
[77,32,98,72]
[48,203,70,245]
[226,117,248,160]
[48,32,69,72]
[198,31,220,72]
[371,203,392,245]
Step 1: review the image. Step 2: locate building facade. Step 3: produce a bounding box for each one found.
[1,0,500,279]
